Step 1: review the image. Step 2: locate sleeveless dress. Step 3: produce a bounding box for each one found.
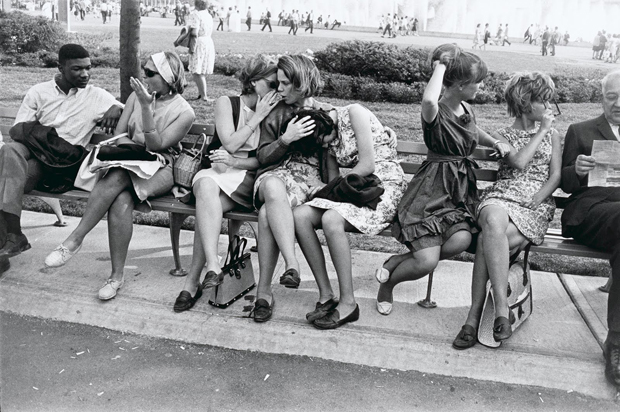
[126,93,195,209]
[192,97,259,210]
[187,9,215,75]
[478,126,556,245]
[392,102,480,251]
[303,105,406,235]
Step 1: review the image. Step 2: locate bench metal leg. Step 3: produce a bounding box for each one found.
[169,212,188,277]
[417,270,437,308]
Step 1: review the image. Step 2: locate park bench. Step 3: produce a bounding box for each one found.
[0,106,611,307]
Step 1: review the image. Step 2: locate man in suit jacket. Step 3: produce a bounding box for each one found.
[561,69,620,387]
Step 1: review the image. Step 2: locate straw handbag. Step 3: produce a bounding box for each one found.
[172,134,207,189]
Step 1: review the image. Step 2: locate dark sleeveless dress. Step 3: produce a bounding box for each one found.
[391,101,480,251]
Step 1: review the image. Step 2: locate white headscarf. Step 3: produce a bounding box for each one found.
[151,52,175,86]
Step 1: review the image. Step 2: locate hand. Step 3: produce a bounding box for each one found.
[490,141,511,158]
[431,52,451,69]
[540,108,555,131]
[254,91,281,120]
[307,183,326,199]
[524,193,545,209]
[281,115,316,145]
[575,154,595,177]
[209,149,235,167]
[130,77,155,107]
[99,105,122,134]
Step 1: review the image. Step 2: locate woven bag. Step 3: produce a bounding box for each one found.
[173,134,207,189]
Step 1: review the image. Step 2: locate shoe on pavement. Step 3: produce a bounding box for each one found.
[604,336,620,387]
[45,243,82,268]
[0,255,9,274]
[0,233,31,258]
[98,278,124,301]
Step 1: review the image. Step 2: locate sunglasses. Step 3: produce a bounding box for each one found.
[264,79,279,89]
[143,68,159,78]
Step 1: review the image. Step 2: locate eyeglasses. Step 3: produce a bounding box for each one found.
[552,98,561,116]
[143,68,159,78]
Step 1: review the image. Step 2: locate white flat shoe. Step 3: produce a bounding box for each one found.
[376,300,393,315]
[98,278,124,301]
[45,243,82,268]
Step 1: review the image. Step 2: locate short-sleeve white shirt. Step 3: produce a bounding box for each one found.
[14,78,123,147]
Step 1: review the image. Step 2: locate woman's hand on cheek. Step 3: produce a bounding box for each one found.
[130,77,155,107]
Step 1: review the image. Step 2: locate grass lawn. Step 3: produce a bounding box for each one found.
[0,25,613,278]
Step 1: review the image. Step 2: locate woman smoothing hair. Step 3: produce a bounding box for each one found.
[376,44,510,316]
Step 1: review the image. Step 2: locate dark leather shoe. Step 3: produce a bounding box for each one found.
[306,297,339,323]
[493,316,512,342]
[453,324,477,350]
[173,285,203,313]
[201,271,222,289]
[0,233,31,258]
[279,268,300,289]
[251,298,274,323]
[604,338,620,387]
[313,304,359,330]
[0,255,9,275]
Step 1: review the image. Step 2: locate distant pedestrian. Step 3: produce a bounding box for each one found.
[216,7,224,31]
[503,24,511,46]
[99,0,108,24]
[174,1,183,26]
[261,8,272,32]
[523,24,533,43]
[381,13,392,38]
[482,23,490,50]
[541,26,550,56]
[412,18,419,36]
[305,10,314,33]
[473,23,482,49]
[246,7,252,31]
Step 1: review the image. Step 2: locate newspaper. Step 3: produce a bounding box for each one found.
[589,140,620,187]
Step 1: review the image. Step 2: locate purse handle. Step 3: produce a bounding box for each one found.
[97,132,129,147]
[224,235,247,268]
[186,133,208,160]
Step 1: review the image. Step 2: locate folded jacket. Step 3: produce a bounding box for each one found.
[97,144,158,161]
[314,173,384,210]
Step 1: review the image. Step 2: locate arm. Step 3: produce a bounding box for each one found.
[14,88,39,125]
[256,106,315,165]
[504,110,555,170]
[215,92,280,154]
[208,149,260,171]
[347,104,375,177]
[525,130,562,208]
[560,124,591,193]
[477,127,511,158]
[421,63,446,124]
[112,93,134,135]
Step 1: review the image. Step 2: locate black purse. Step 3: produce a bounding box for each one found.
[207,235,256,308]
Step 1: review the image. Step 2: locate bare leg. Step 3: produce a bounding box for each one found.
[107,190,135,282]
[463,234,490,328]
[62,169,132,251]
[294,205,335,303]
[192,73,208,99]
[183,226,207,295]
[321,210,357,316]
[256,206,279,304]
[41,197,65,224]
[257,176,299,274]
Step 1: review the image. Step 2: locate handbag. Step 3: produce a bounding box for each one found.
[207,235,256,308]
[74,133,128,191]
[477,243,533,348]
[172,133,207,189]
[173,27,190,47]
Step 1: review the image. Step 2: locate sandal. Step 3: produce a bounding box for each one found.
[453,324,477,350]
[279,268,300,289]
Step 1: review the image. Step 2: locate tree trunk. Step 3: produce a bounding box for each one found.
[119,0,141,103]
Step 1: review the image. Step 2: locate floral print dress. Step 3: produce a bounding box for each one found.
[478,126,556,245]
[303,105,406,235]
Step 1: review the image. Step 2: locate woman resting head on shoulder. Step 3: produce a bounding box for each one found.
[44,50,195,301]
[376,43,508,318]
[173,54,282,313]
[453,71,561,349]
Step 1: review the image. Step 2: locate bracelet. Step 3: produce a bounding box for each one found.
[492,140,501,148]
[144,128,157,134]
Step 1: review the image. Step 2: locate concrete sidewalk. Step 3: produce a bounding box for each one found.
[1,212,617,400]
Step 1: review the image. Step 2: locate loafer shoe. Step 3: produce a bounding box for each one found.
[453,324,477,350]
[251,298,274,323]
[201,271,222,289]
[0,255,9,275]
[279,268,300,289]
[493,316,512,342]
[604,338,620,387]
[306,297,339,323]
[45,243,82,268]
[98,278,124,301]
[376,300,393,316]
[0,233,31,258]
[173,285,203,312]
[313,304,360,330]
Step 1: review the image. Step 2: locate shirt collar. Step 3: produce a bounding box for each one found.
[52,75,83,96]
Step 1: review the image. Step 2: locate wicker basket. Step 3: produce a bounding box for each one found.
[173,134,207,189]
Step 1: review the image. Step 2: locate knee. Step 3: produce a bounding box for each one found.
[479,209,506,235]
[259,176,285,203]
[193,177,219,201]
[321,210,345,236]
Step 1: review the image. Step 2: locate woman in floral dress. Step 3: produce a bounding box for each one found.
[294,104,406,329]
[186,0,215,101]
[375,44,510,316]
[453,71,562,349]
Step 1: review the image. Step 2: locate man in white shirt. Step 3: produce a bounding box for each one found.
[0,44,123,258]
[99,0,108,23]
